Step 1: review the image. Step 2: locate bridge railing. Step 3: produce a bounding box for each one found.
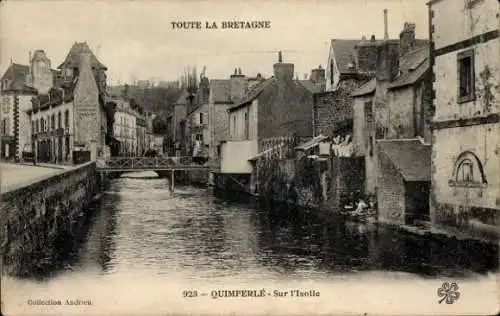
[96,156,206,169]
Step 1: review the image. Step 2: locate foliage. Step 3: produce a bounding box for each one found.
[152,115,169,134]
[296,156,323,204]
[477,65,496,113]
[256,158,288,201]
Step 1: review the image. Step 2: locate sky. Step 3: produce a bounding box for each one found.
[0,0,429,85]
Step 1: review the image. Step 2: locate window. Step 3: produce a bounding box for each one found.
[450,151,487,187]
[65,110,69,128]
[330,59,334,85]
[457,49,475,103]
[199,112,204,125]
[233,116,236,136]
[58,112,61,128]
[457,159,474,182]
[41,118,45,132]
[1,118,8,135]
[36,119,39,133]
[364,102,373,156]
[51,114,55,130]
[32,120,35,134]
[65,135,70,156]
[244,112,249,139]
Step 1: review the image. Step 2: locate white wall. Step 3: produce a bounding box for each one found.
[432,0,499,50]
[228,99,258,141]
[220,140,258,173]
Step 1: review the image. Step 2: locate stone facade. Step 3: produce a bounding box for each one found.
[1,93,35,160]
[313,78,364,138]
[0,162,99,276]
[73,53,105,161]
[113,98,137,156]
[429,0,500,239]
[377,147,406,224]
[26,50,53,95]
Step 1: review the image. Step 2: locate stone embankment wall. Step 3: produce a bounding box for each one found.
[0,162,100,277]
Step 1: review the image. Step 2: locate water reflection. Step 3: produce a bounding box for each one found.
[4,173,498,281]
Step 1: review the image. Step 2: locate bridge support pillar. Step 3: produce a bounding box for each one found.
[170,170,175,192]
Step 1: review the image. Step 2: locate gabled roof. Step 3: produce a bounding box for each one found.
[1,63,30,91]
[330,40,360,74]
[330,38,428,76]
[377,139,431,181]
[388,46,430,90]
[58,42,107,70]
[229,78,276,112]
[299,80,325,94]
[209,79,231,103]
[351,77,376,97]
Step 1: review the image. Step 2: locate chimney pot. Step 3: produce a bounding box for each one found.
[384,9,389,40]
[371,35,376,42]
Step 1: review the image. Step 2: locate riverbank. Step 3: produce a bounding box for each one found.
[212,183,499,247]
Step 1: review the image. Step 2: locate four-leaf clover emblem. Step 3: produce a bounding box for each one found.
[437,282,460,304]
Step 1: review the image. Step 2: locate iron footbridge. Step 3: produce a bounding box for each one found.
[96,156,210,172]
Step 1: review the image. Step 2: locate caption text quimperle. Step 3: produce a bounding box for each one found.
[171,21,271,30]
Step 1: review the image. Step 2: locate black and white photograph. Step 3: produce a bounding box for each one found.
[0,0,499,315]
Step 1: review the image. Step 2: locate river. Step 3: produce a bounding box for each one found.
[2,171,499,315]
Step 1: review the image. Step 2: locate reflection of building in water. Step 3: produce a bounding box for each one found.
[222,209,260,266]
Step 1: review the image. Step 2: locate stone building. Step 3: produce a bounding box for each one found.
[112,98,137,156]
[28,42,109,164]
[167,89,190,156]
[221,52,314,174]
[207,68,258,159]
[428,0,500,238]
[351,20,432,224]
[187,77,210,157]
[0,61,38,161]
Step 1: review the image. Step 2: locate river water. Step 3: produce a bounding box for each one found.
[3,171,499,315]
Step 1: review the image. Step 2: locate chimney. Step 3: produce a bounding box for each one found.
[370,35,376,42]
[399,22,416,56]
[29,51,32,72]
[376,41,399,81]
[230,67,248,102]
[273,51,294,82]
[384,9,389,40]
[310,65,325,84]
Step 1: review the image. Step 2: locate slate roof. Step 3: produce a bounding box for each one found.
[388,46,430,89]
[330,40,360,74]
[210,79,231,103]
[229,78,277,112]
[377,139,431,182]
[351,77,376,97]
[1,63,30,91]
[330,38,428,76]
[58,42,107,70]
[299,80,326,94]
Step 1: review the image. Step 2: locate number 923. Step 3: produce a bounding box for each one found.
[182,290,198,298]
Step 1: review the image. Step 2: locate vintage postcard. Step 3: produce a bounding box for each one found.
[0,0,499,315]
